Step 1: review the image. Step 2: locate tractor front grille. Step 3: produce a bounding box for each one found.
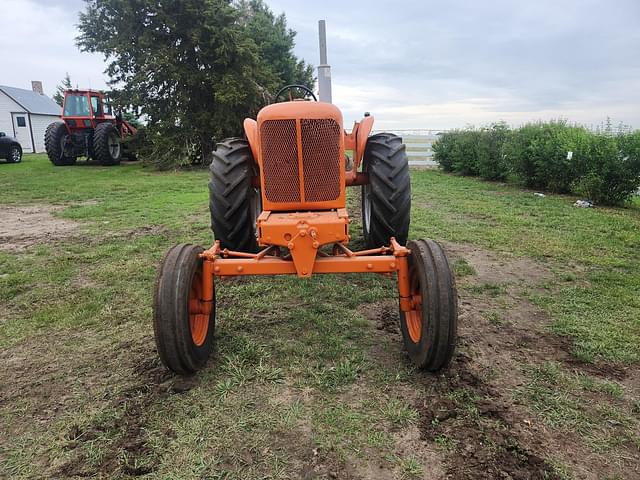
[260,120,301,203]
[260,118,341,205]
[300,119,341,202]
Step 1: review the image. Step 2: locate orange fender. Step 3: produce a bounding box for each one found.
[243,118,259,163]
[354,115,374,168]
[345,115,374,184]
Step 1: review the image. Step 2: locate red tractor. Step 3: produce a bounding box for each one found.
[45,89,137,166]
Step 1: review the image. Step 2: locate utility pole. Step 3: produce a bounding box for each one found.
[317,20,332,103]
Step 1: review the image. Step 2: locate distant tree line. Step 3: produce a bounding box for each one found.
[76,0,314,168]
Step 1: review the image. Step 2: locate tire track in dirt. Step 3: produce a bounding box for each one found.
[53,340,198,478]
[417,353,558,480]
[364,299,560,479]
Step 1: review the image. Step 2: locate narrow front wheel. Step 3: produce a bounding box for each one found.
[153,244,215,374]
[399,239,457,371]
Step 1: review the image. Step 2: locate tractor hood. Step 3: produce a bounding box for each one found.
[257,101,343,126]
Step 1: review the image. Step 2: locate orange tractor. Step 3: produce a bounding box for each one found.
[45,89,137,166]
[154,85,457,375]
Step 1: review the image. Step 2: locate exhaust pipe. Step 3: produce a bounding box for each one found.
[317,20,332,103]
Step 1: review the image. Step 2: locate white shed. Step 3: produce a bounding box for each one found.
[0,85,61,153]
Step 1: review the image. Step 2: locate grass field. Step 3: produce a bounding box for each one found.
[1,154,639,479]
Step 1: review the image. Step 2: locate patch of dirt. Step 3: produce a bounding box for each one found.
[364,241,636,479]
[0,205,79,251]
[445,242,627,381]
[297,444,364,479]
[274,418,364,480]
[622,368,640,401]
[0,331,109,433]
[443,241,553,286]
[418,354,559,480]
[53,341,190,478]
[0,201,170,253]
[0,325,190,478]
[391,423,446,479]
[361,300,399,335]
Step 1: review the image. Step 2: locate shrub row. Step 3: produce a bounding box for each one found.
[432,120,640,205]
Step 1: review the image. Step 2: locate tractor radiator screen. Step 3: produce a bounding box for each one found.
[260,119,301,203]
[260,118,341,204]
[300,119,341,202]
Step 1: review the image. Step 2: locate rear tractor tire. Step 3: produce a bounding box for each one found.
[361,133,411,248]
[153,244,215,374]
[93,122,122,166]
[44,121,76,166]
[209,138,261,252]
[400,239,457,371]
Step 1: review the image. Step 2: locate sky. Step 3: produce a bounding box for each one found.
[3,0,639,130]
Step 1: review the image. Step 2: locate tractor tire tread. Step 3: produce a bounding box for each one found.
[45,121,76,166]
[400,239,457,371]
[362,133,411,247]
[93,122,121,166]
[209,137,259,252]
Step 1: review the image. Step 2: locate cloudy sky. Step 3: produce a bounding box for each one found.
[4,0,640,129]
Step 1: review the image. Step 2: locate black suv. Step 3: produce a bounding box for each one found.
[0,132,22,163]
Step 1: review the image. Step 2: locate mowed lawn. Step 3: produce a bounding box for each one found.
[1,154,639,479]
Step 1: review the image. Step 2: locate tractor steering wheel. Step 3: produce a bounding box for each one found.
[274,84,317,103]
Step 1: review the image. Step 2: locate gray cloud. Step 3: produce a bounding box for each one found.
[5,0,639,129]
[271,0,640,127]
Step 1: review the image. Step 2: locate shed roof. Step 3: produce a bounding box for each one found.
[0,85,61,116]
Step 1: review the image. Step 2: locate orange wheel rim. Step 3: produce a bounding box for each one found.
[406,270,423,343]
[189,270,208,346]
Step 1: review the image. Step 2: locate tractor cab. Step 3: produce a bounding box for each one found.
[61,90,113,131]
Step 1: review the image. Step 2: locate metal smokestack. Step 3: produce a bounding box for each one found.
[317,20,332,103]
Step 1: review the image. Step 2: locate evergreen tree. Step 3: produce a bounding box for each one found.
[52,73,72,106]
[77,0,314,167]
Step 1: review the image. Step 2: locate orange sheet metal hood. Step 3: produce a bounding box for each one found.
[257,101,343,124]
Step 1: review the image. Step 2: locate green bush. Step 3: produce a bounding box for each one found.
[431,131,457,172]
[450,129,481,176]
[572,131,640,205]
[503,120,589,193]
[476,122,510,181]
[433,123,510,180]
[432,128,482,176]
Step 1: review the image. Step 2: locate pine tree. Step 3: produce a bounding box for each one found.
[77,0,314,167]
[52,73,72,106]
